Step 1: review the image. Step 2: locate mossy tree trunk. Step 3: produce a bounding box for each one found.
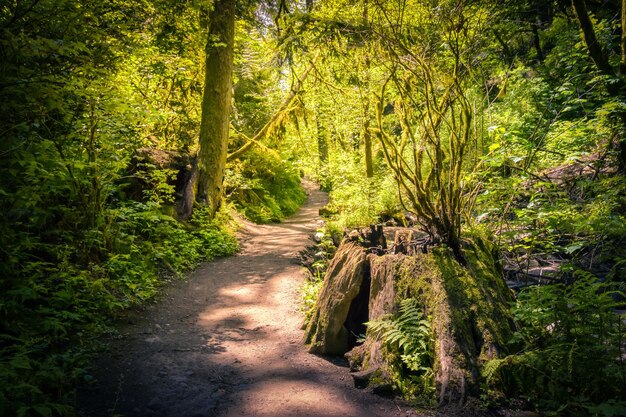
[191,0,235,219]
[316,116,328,164]
[361,1,374,179]
[304,227,514,404]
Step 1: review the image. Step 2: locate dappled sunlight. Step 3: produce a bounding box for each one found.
[77,184,413,416]
[224,378,362,417]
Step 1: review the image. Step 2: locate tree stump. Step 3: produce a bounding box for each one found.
[304,226,514,404]
[303,240,368,354]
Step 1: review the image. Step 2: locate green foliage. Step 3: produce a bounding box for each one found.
[366,299,435,401]
[320,151,399,229]
[475,167,626,276]
[301,275,325,327]
[483,274,626,415]
[225,149,306,223]
[0,1,235,414]
[0,197,238,416]
[2,0,626,415]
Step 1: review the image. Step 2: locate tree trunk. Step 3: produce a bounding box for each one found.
[316,116,328,164]
[363,99,374,178]
[196,0,235,218]
[621,0,626,74]
[571,0,613,77]
[362,1,374,179]
[531,23,544,63]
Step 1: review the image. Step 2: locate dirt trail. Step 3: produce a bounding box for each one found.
[79,182,419,417]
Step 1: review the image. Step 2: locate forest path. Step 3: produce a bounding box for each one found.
[79,181,419,417]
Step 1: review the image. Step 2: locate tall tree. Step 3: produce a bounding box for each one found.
[183,0,236,219]
[361,0,374,179]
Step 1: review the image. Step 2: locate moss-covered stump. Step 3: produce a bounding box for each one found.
[303,239,368,354]
[306,226,514,405]
[344,253,400,372]
[304,226,387,354]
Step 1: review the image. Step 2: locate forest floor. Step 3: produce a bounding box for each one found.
[78,181,431,417]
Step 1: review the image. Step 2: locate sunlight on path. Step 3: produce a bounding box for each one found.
[78,182,417,417]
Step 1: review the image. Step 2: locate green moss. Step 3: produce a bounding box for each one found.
[381,230,514,400]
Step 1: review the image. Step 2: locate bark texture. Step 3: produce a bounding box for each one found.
[571,0,626,172]
[196,0,235,218]
[571,0,613,76]
[304,240,368,355]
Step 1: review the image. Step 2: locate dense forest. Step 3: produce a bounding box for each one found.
[1,0,625,416]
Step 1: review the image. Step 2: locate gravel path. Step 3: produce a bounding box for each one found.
[78,182,420,417]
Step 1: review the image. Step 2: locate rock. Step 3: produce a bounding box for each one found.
[313,231,324,243]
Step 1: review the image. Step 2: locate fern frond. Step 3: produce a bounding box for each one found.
[482,357,508,384]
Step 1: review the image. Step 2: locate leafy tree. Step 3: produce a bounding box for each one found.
[366,0,489,259]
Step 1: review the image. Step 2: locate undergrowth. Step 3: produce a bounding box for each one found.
[483,273,626,416]
[0,202,238,417]
[300,226,338,326]
[226,148,306,223]
[318,151,401,229]
[366,298,436,403]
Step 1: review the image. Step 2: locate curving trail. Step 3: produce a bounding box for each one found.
[79,182,418,417]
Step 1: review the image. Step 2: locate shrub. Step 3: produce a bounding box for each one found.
[484,274,626,415]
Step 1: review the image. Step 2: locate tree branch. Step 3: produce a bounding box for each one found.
[226,50,320,162]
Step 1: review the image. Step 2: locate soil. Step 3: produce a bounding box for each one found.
[77,182,427,417]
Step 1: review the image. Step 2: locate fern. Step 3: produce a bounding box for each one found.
[482,357,508,384]
[367,298,433,373]
[366,298,435,401]
[485,273,626,414]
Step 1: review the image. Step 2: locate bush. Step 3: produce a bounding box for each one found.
[484,274,626,415]
[225,149,306,223]
[320,151,400,229]
[0,199,238,416]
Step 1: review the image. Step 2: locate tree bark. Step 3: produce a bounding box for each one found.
[316,116,328,164]
[363,111,374,178]
[196,0,235,218]
[531,22,544,63]
[570,0,626,172]
[571,0,614,76]
[621,0,626,74]
[362,1,374,179]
